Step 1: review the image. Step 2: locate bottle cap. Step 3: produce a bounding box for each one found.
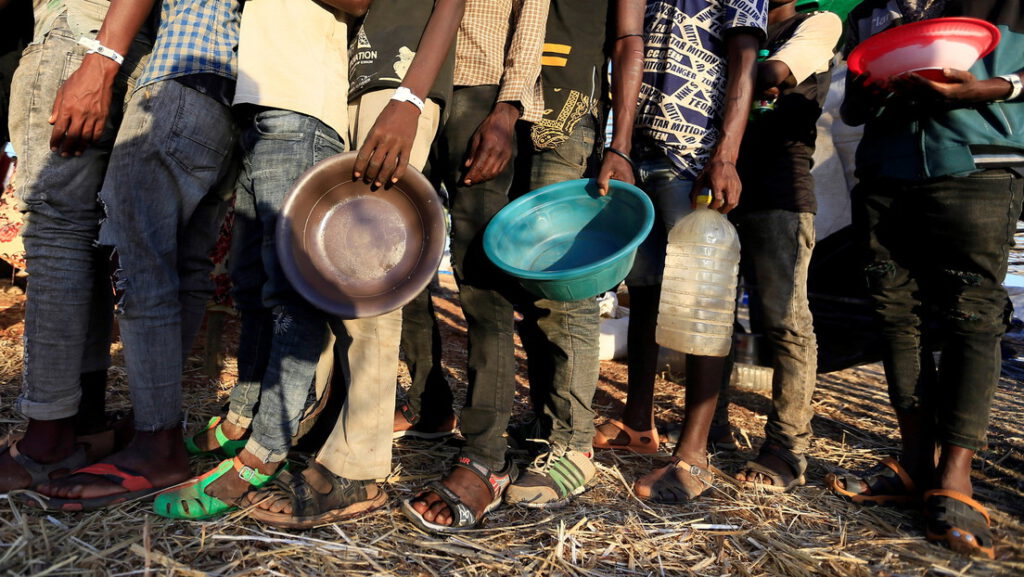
[696,189,713,206]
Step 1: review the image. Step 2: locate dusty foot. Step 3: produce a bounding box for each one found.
[36,429,190,500]
[409,466,492,527]
[634,454,712,503]
[191,418,247,453]
[735,452,795,487]
[248,464,371,515]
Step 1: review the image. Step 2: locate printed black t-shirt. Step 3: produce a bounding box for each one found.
[530,0,612,150]
[348,0,455,107]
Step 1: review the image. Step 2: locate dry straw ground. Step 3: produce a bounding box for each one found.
[0,275,1021,577]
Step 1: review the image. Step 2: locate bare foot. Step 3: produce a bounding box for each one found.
[36,428,190,500]
[409,467,492,527]
[190,418,247,453]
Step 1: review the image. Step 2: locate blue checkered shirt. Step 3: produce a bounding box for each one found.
[137,0,242,89]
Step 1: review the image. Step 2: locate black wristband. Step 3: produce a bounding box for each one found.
[605,146,636,172]
[615,33,644,42]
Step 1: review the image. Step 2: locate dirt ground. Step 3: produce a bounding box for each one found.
[0,273,1021,576]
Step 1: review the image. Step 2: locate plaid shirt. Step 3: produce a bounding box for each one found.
[137,0,242,90]
[455,0,549,122]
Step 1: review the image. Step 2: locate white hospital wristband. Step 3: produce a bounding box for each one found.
[391,86,425,112]
[77,37,124,66]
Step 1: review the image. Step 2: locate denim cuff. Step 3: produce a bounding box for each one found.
[15,394,80,421]
[226,410,253,430]
[245,436,289,464]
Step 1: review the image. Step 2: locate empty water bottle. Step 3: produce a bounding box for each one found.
[656,189,740,356]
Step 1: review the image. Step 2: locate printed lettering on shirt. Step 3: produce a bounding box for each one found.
[636,0,767,179]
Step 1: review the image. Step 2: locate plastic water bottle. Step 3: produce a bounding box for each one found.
[656,190,740,356]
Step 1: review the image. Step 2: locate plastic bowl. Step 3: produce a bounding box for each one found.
[277,152,446,319]
[848,17,1000,84]
[483,179,655,301]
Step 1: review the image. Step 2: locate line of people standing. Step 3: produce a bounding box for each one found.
[0,0,1020,562]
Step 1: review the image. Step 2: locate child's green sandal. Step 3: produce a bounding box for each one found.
[154,457,278,520]
[184,417,248,457]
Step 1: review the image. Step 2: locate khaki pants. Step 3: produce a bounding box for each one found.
[313,90,441,480]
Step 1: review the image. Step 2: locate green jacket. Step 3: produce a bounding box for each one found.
[856,25,1024,181]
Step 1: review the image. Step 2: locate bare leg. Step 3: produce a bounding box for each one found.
[620,284,661,431]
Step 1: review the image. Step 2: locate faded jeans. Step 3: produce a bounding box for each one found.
[854,169,1024,451]
[98,79,236,431]
[514,116,600,453]
[230,108,403,478]
[717,210,818,456]
[10,13,150,420]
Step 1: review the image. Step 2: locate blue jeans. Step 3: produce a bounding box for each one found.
[98,79,236,431]
[229,109,344,462]
[10,13,150,420]
[514,116,601,453]
[854,169,1024,450]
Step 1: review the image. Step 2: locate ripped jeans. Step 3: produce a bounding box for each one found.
[98,79,237,431]
[854,169,1024,450]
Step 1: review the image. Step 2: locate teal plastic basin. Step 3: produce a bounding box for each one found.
[483,179,655,301]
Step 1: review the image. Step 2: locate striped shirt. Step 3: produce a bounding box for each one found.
[137,0,242,90]
[455,0,549,123]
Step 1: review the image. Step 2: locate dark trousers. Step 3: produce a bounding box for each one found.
[437,85,519,469]
[853,169,1023,451]
[400,281,454,419]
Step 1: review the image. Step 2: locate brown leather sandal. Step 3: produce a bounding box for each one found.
[634,458,715,503]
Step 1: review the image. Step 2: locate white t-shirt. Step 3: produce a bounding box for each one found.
[233,0,350,139]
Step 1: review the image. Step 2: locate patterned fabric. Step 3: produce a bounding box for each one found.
[454,0,548,123]
[530,0,610,150]
[0,155,25,271]
[636,0,768,179]
[137,0,241,89]
[896,0,948,21]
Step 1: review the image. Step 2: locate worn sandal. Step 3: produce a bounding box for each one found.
[153,457,278,520]
[736,444,807,493]
[593,419,660,454]
[2,441,89,491]
[184,416,248,458]
[825,457,918,506]
[634,458,715,503]
[247,461,386,529]
[21,462,163,512]
[402,455,518,533]
[923,489,996,559]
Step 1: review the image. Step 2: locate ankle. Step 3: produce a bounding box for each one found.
[19,418,77,461]
[672,448,708,468]
[220,420,247,440]
[236,449,281,476]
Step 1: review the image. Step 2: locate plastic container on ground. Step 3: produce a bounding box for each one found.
[656,192,740,356]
